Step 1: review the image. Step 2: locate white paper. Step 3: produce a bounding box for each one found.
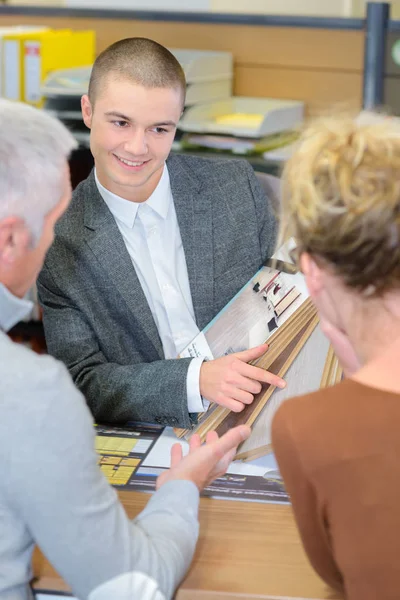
[179,331,213,359]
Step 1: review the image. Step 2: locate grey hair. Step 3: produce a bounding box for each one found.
[0,99,77,243]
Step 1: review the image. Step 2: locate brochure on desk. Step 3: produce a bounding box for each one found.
[132,464,288,504]
[93,424,289,504]
[179,242,309,362]
[137,427,288,504]
[90,245,303,505]
[94,423,163,487]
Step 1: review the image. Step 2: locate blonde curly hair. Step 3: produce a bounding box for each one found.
[281,113,400,296]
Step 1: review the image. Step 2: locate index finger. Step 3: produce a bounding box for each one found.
[237,361,286,388]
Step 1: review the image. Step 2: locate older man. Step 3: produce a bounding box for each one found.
[0,100,250,600]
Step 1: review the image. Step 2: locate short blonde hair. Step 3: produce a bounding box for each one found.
[281,113,400,295]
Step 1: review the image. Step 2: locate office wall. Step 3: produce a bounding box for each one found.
[212,0,354,16]
[6,0,64,5]
[0,0,366,15]
[352,0,400,18]
[63,0,211,9]
[0,10,364,114]
[4,0,399,17]
[5,0,398,17]
[6,0,212,7]
[61,0,354,14]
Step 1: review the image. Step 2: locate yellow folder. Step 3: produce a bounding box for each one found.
[3,29,66,102]
[2,29,95,105]
[23,29,95,106]
[0,26,49,99]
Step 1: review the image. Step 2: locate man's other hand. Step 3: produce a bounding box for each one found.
[156,425,251,492]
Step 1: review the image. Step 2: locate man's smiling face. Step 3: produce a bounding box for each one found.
[81,75,183,202]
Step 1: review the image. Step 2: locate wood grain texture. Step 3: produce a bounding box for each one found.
[216,315,319,437]
[174,300,318,442]
[320,345,343,388]
[33,490,342,599]
[236,323,330,461]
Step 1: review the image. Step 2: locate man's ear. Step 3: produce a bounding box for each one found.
[300,252,324,301]
[0,217,32,265]
[81,94,93,129]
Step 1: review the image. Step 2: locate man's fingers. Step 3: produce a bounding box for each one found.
[212,447,238,478]
[189,434,202,452]
[235,343,268,363]
[215,394,246,412]
[236,361,286,389]
[224,385,254,405]
[210,425,251,462]
[229,373,262,395]
[170,442,183,467]
[260,369,286,389]
[206,430,219,444]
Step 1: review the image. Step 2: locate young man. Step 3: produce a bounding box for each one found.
[38,38,282,429]
[0,99,250,600]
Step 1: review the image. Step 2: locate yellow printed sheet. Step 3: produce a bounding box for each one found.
[95,436,137,456]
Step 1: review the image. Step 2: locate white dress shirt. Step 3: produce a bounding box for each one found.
[95,166,204,413]
[0,282,33,332]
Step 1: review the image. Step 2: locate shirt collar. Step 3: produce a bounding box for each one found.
[95,164,171,228]
[0,282,34,332]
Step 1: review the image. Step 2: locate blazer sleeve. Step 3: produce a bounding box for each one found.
[6,356,199,600]
[242,161,277,262]
[271,404,344,593]
[37,264,194,429]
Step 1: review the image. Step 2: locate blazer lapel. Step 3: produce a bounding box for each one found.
[168,156,215,331]
[82,173,164,359]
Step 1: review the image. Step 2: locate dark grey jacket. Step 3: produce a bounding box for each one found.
[38,154,276,428]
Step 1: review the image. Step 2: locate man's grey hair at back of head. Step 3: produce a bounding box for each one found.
[0,99,77,244]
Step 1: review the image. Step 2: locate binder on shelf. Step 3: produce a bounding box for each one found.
[0,26,49,99]
[3,29,69,102]
[23,29,95,106]
[2,29,95,105]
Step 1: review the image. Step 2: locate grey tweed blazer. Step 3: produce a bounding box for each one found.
[37,154,277,428]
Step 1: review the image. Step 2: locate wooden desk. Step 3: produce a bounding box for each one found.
[33,323,337,598]
[33,490,341,600]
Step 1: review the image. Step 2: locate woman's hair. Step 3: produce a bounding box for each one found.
[281,112,400,296]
